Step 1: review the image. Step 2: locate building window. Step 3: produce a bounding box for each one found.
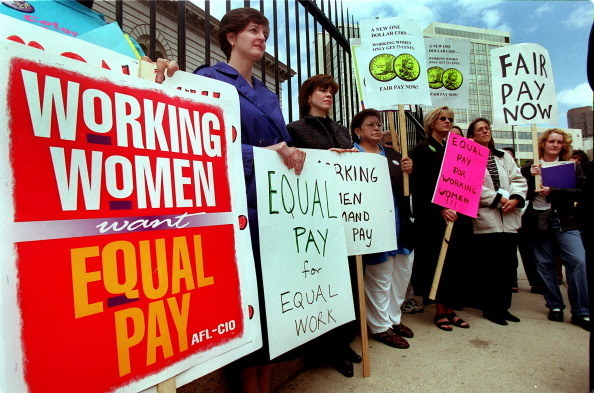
[136,35,167,60]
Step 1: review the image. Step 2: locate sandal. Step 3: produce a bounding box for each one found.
[434,314,453,331]
[447,312,470,328]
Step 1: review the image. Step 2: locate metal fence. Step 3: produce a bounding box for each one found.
[112,0,426,148]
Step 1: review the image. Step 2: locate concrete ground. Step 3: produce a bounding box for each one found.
[275,268,590,393]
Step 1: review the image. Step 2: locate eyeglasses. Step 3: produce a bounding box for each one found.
[362,122,383,129]
[438,117,454,122]
[384,141,393,146]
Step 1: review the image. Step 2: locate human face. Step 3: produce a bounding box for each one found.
[356,116,383,145]
[543,132,565,159]
[229,22,268,63]
[308,86,333,117]
[433,111,453,134]
[471,121,492,147]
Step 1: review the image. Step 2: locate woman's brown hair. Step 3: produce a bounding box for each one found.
[297,74,339,118]
[218,7,269,61]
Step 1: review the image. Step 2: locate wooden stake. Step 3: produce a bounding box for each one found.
[397,105,409,196]
[355,254,370,377]
[428,220,454,300]
[531,123,542,190]
[387,111,400,151]
[156,377,176,393]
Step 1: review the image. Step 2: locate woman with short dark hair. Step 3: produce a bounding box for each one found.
[287,74,359,378]
[195,7,306,393]
[350,109,416,349]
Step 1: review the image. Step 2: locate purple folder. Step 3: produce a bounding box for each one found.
[541,162,576,188]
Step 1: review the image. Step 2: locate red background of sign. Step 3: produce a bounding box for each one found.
[5,59,248,393]
[8,59,231,222]
[17,225,244,393]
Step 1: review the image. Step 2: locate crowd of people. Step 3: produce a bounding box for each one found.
[8,2,588,392]
[196,7,591,393]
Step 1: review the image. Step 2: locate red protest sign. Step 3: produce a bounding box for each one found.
[1,43,259,393]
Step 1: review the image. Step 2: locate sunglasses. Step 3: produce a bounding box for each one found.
[438,117,454,122]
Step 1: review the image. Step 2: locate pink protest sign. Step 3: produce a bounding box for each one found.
[432,133,489,218]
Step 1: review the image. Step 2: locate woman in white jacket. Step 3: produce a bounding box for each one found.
[467,118,528,325]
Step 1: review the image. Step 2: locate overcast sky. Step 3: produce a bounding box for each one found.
[192,0,592,127]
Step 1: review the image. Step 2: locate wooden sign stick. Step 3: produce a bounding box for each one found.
[156,377,176,393]
[387,110,399,150]
[531,123,542,190]
[140,60,177,393]
[355,254,370,377]
[428,220,454,300]
[397,105,410,196]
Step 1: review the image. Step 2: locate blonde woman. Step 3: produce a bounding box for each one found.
[521,129,589,331]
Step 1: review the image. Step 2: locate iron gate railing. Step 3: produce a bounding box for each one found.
[109,0,426,147]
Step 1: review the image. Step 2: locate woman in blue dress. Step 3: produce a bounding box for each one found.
[195,7,305,393]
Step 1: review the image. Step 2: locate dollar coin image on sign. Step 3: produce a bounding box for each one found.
[442,68,463,90]
[427,66,444,89]
[369,54,397,81]
[394,54,420,81]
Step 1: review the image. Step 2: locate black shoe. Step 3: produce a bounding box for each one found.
[548,309,564,322]
[345,347,362,364]
[530,286,544,294]
[504,311,520,322]
[484,312,508,325]
[333,357,353,378]
[571,315,591,331]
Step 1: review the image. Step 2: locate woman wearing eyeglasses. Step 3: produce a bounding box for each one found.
[467,118,527,325]
[410,106,472,331]
[350,109,415,348]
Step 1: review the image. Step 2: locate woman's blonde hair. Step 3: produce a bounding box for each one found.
[424,106,454,137]
[538,128,573,160]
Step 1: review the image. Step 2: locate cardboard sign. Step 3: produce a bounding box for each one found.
[254,149,355,359]
[358,17,431,109]
[0,41,260,393]
[432,134,489,218]
[424,37,471,108]
[491,43,558,127]
[318,151,397,255]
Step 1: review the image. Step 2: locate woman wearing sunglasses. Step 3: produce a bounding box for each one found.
[410,106,473,331]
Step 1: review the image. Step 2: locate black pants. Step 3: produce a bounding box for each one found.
[474,233,518,314]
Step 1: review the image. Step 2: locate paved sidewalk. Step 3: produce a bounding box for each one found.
[276,272,589,393]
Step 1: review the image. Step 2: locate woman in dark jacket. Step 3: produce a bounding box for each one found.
[521,128,589,331]
[287,74,360,378]
[410,106,472,331]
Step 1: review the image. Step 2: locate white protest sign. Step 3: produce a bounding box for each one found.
[491,43,558,127]
[254,149,355,360]
[350,38,369,110]
[358,17,431,109]
[0,34,261,393]
[319,151,397,255]
[425,37,471,108]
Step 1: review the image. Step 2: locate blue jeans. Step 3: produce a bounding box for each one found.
[532,218,589,316]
